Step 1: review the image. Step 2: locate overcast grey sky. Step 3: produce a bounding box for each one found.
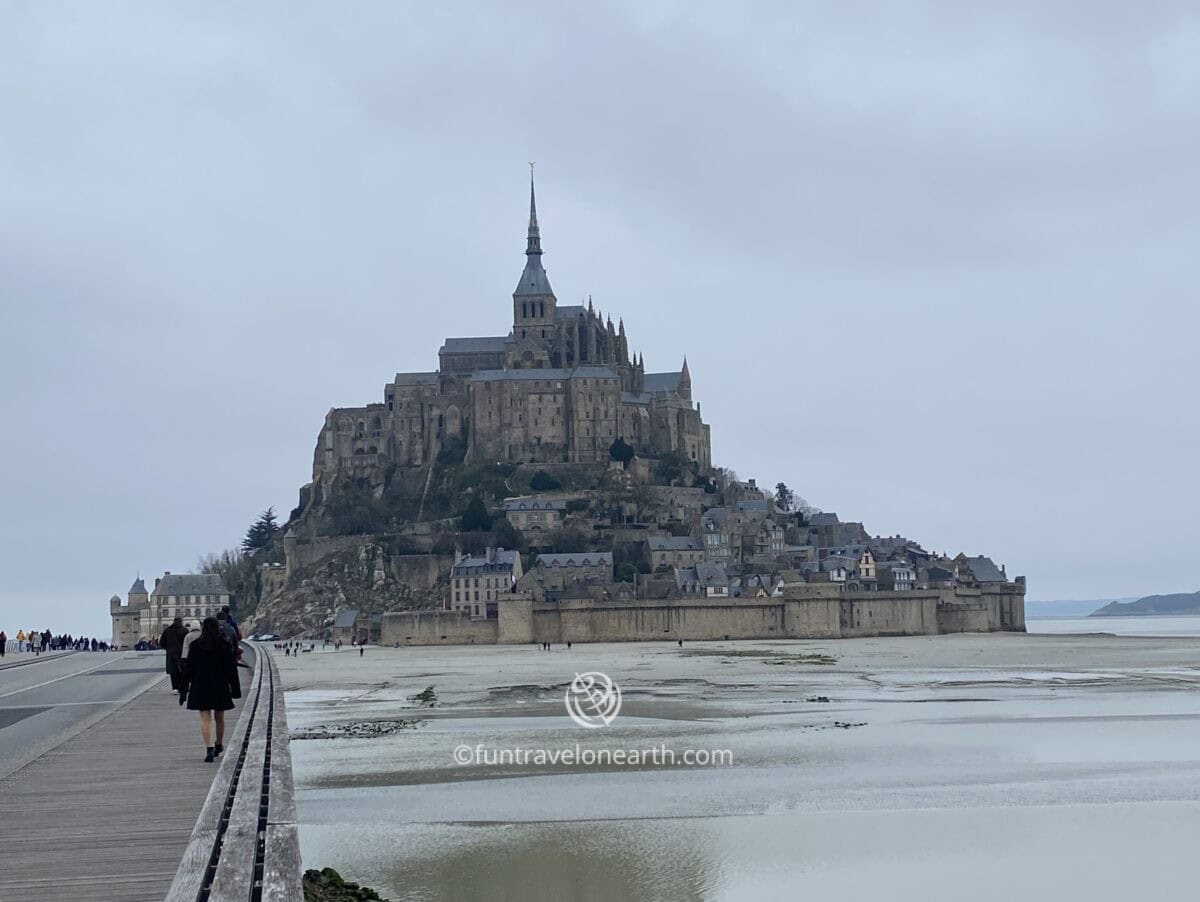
[3,2,1198,635]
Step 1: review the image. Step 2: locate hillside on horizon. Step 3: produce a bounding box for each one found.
[1090,591,1200,617]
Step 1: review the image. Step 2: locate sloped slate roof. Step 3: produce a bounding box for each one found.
[392,372,439,385]
[152,573,228,597]
[694,562,729,587]
[128,577,147,595]
[643,371,681,393]
[535,552,613,568]
[452,549,521,575]
[514,257,554,297]
[962,556,1006,583]
[735,500,768,513]
[440,337,509,354]
[504,498,566,511]
[556,305,585,319]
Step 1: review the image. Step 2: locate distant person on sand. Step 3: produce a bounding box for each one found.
[182,617,241,763]
[159,617,188,692]
[0,630,6,657]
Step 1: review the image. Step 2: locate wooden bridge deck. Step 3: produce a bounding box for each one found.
[0,663,253,902]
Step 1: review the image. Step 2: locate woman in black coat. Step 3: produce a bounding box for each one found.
[159,617,189,691]
[183,617,241,762]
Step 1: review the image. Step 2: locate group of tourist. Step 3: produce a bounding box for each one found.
[277,640,315,657]
[0,628,114,657]
[158,606,245,763]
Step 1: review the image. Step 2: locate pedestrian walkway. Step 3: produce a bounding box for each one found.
[0,650,75,671]
[0,663,252,901]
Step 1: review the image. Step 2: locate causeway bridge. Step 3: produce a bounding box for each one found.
[0,644,302,901]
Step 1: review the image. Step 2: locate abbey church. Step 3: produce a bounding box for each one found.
[313,177,711,480]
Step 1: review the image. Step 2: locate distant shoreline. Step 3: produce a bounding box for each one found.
[1087,610,1200,619]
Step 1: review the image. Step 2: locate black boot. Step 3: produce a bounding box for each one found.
[204,747,215,763]
[214,743,224,757]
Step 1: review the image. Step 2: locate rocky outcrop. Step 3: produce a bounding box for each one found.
[247,539,451,637]
[303,867,385,902]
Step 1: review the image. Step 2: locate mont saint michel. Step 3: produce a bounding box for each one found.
[140,176,1028,647]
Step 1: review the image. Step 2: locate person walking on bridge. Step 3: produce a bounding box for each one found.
[159,617,188,692]
[183,617,241,763]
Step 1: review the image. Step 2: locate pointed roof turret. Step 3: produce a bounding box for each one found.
[618,318,626,337]
[514,167,554,298]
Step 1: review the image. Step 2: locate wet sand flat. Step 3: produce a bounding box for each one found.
[279,632,1200,901]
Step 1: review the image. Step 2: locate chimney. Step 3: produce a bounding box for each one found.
[155,578,161,589]
[486,546,496,563]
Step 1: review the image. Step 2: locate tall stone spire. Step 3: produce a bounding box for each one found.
[514,166,554,300]
[526,169,542,257]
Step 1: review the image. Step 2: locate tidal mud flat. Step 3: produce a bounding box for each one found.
[280,632,1200,901]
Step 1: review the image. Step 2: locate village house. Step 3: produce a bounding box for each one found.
[701,507,736,563]
[533,551,613,589]
[448,547,523,619]
[877,560,916,591]
[146,573,230,639]
[675,561,730,597]
[919,563,958,588]
[750,519,786,561]
[647,535,705,570]
[826,545,878,589]
[504,497,566,531]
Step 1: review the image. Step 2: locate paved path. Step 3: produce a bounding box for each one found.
[0,650,75,670]
[0,652,253,901]
[0,651,163,778]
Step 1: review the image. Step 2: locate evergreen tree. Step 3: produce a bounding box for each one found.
[242,507,279,552]
[460,496,493,532]
[775,482,794,513]
[529,470,562,492]
[609,437,635,464]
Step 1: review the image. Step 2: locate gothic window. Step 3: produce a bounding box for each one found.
[539,301,545,317]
